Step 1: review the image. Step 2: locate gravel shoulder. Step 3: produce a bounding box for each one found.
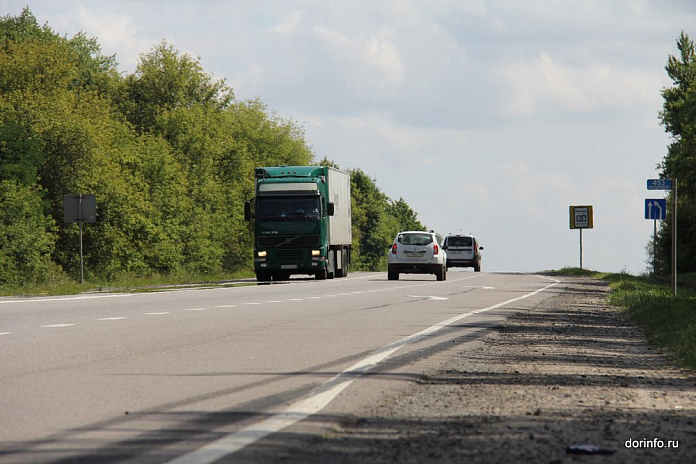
[247,276,696,463]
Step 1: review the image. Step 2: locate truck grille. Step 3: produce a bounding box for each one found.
[275,249,304,260]
[258,235,320,247]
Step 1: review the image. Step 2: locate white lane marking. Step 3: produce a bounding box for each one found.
[165,277,560,464]
[288,299,303,301]
[41,324,75,328]
[215,305,235,308]
[97,317,127,321]
[266,301,282,303]
[0,332,11,335]
[308,296,322,299]
[182,308,206,311]
[406,295,449,301]
[145,312,169,315]
[244,303,261,306]
[1,294,133,304]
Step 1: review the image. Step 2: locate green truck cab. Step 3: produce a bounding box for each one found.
[245,166,352,282]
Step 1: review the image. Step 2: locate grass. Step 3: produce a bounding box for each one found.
[0,269,256,297]
[555,267,696,370]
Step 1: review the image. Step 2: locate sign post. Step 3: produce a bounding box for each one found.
[569,205,593,270]
[646,179,676,296]
[645,198,667,276]
[63,194,96,284]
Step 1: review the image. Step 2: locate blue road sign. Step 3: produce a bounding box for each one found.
[647,179,672,190]
[645,199,667,220]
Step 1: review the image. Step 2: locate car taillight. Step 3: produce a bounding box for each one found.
[392,244,397,254]
[433,244,439,255]
[474,243,478,253]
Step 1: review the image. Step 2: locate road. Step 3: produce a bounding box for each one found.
[0,271,559,463]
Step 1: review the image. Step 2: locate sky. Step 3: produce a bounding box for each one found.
[2,0,694,274]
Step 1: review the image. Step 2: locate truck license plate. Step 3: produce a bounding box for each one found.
[281,264,298,269]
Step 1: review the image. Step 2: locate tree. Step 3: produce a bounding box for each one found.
[656,31,696,274]
[0,180,56,284]
[387,197,425,232]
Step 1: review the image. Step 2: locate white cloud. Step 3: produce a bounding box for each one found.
[312,25,404,97]
[270,10,303,36]
[499,52,663,116]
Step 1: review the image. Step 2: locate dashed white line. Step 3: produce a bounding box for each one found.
[182,308,206,311]
[144,312,169,315]
[97,317,127,321]
[41,324,75,328]
[266,301,282,303]
[244,303,261,305]
[288,299,303,301]
[0,332,11,335]
[215,305,235,308]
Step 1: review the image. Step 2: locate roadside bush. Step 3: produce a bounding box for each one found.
[0,180,56,285]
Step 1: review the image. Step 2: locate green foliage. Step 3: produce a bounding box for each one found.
[0,8,420,286]
[349,168,401,271]
[656,31,696,274]
[388,197,425,232]
[608,273,696,369]
[0,180,56,284]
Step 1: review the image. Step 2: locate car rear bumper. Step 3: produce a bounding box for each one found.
[389,263,443,274]
[446,259,479,268]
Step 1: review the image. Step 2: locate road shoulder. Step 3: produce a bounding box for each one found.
[265,276,696,463]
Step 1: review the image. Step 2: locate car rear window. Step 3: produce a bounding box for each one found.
[447,236,473,247]
[398,233,433,246]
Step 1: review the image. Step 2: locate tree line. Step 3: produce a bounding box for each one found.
[655,31,696,275]
[0,9,425,286]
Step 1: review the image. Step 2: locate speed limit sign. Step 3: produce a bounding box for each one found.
[570,205,593,229]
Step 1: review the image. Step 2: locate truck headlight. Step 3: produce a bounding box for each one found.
[311,249,321,256]
[257,251,267,257]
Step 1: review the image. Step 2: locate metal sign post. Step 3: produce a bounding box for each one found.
[569,205,593,270]
[63,194,96,284]
[645,198,667,277]
[646,179,676,296]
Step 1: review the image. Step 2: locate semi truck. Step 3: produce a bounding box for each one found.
[244,166,352,282]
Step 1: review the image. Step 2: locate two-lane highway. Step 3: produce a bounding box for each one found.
[0,271,560,463]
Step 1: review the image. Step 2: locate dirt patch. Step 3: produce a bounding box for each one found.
[263,277,696,463]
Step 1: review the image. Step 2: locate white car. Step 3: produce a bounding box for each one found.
[442,233,483,272]
[387,231,447,281]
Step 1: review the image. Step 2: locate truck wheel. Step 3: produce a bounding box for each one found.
[316,269,327,280]
[338,249,348,277]
[388,271,399,281]
[256,272,271,282]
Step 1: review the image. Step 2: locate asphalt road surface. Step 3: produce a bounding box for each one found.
[0,271,559,463]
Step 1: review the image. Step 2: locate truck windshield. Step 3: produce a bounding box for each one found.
[256,197,321,221]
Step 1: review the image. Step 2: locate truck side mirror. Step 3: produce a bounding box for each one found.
[244,201,252,221]
[327,202,335,216]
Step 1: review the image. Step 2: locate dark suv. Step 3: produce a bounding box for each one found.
[442,234,483,272]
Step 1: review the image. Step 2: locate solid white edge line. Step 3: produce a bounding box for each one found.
[165,276,560,464]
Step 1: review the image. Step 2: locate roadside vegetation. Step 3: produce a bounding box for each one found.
[555,267,696,370]
[0,9,425,293]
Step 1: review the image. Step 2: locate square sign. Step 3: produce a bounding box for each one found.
[63,194,96,223]
[647,179,672,190]
[645,198,667,220]
[570,205,593,229]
